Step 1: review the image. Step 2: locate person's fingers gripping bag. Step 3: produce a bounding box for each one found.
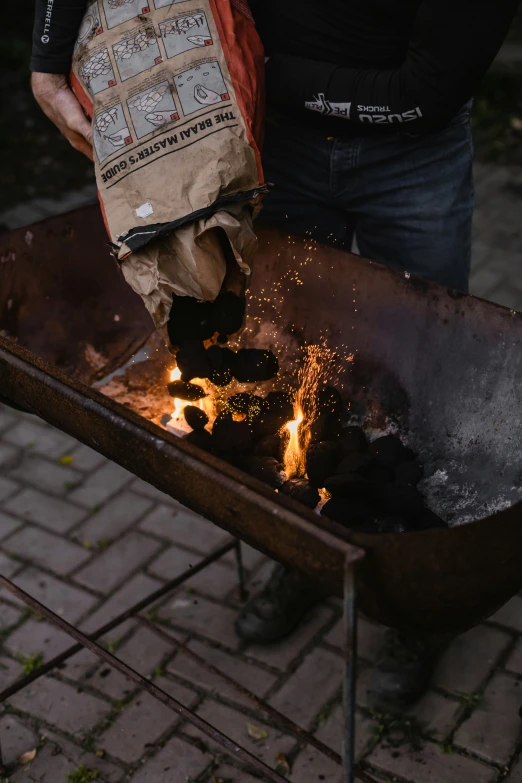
[71,0,265,331]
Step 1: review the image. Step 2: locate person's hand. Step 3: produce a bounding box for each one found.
[31,72,93,161]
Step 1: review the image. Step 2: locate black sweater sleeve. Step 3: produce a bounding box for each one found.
[31,0,87,74]
[265,0,520,134]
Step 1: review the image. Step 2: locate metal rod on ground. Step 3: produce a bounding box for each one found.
[234,539,248,602]
[0,575,290,783]
[343,557,357,783]
[139,615,342,765]
[0,539,236,702]
[353,767,382,783]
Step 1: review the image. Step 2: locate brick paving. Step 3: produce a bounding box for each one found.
[0,160,522,782]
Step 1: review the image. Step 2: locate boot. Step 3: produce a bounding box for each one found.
[367,629,447,712]
[235,565,320,643]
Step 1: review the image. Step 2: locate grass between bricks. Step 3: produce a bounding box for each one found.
[369,711,427,753]
[16,652,44,675]
[66,766,100,783]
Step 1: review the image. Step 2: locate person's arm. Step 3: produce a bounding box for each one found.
[265,0,520,134]
[31,0,93,159]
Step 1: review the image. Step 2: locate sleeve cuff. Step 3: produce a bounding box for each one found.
[30,57,72,74]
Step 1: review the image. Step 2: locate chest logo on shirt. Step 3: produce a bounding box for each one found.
[305,93,351,119]
[357,105,423,124]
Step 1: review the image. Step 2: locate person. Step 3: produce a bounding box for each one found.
[31,0,520,712]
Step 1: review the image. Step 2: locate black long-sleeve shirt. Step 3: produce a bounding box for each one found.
[32,0,520,135]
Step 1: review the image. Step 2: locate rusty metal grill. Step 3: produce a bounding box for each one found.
[2,206,522,781]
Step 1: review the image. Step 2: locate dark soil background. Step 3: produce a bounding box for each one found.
[0,4,95,212]
[1,6,521,213]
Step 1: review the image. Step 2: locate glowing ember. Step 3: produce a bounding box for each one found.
[167,367,213,432]
[169,367,190,422]
[284,407,304,478]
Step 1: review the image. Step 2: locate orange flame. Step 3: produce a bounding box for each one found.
[169,367,189,421]
[284,406,305,478]
[282,343,338,479]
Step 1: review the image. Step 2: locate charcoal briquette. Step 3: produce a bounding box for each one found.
[244,456,284,488]
[266,391,294,417]
[339,426,367,454]
[310,411,342,443]
[305,441,343,487]
[394,460,424,486]
[368,434,415,469]
[212,412,252,453]
[321,497,375,530]
[377,484,425,519]
[211,368,233,387]
[206,345,234,387]
[176,341,213,382]
[207,345,235,369]
[318,386,344,416]
[362,464,392,484]
[279,478,320,509]
[335,452,372,475]
[254,431,288,461]
[209,292,246,337]
[167,380,207,401]
[254,391,294,436]
[231,349,279,383]
[183,405,209,429]
[168,294,213,346]
[228,393,266,423]
[323,473,374,499]
[228,392,255,414]
[183,428,213,452]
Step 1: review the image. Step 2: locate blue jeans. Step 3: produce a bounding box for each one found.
[261,104,474,292]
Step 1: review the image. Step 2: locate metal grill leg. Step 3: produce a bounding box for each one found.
[343,558,357,783]
[234,539,248,602]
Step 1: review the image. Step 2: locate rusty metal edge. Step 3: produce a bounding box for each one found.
[0,336,363,591]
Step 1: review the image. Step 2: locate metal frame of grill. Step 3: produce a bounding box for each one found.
[0,333,366,783]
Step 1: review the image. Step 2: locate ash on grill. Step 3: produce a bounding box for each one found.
[167,335,447,534]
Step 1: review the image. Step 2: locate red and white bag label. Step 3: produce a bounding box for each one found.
[71,0,265,255]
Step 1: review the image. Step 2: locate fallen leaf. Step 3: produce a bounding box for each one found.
[246,722,268,741]
[58,455,74,465]
[19,749,37,765]
[275,752,290,774]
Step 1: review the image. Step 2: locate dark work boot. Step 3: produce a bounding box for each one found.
[235,565,320,643]
[367,629,447,712]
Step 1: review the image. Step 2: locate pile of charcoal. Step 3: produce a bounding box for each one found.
[167,293,446,534]
[167,291,280,387]
[169,382,446,536]
[314,427,447,534]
